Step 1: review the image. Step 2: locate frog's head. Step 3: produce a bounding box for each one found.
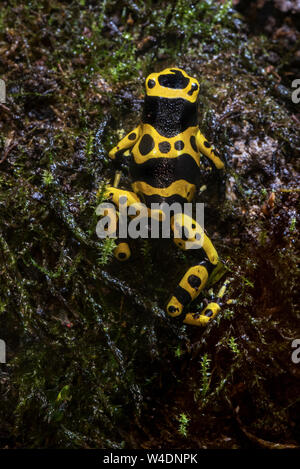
[145,68,199,103]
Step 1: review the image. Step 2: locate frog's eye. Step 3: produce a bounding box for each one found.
[147,79,155,89]
[188,82,199,96]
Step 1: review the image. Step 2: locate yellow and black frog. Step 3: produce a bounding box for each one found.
[102,67,226,326]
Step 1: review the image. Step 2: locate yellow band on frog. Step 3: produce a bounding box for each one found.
[131,180,196,202]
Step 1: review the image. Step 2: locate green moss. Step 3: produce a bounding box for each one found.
[0,0,299,450]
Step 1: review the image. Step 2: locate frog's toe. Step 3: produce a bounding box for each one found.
[103,186,116,200]
[183,302,221,327]
[114,242,131,261]
[167,297,183,318]
[183,312,210,326]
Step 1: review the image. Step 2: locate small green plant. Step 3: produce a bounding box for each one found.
[177,413,190,438]
[85,131,94,162]
[0,299,7,314]
[42,169,54,185]
[96,180,110,204]
[108,33,140,83]
[56,384,72,403]
[77,194,86,210]
[228,336,240,355]
[289,217,296,232]
[213,0,233,24]
[259,229,267,246]
[201,354,211,393]
[174,345,183,358]
[224,263,254,288]
[261,188,267,198]
[223,308,234,320]
[98,237,117,265]
[194,354,211,403]
[0,8,6,31]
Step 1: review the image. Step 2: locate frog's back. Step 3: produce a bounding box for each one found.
[130,68,201,207]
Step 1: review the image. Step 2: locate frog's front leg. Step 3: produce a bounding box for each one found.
[109,125,141,160]
[196,129,224,170]
[104,187,143,261]
[166,213,220,326]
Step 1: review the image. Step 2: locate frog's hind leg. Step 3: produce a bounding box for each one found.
[114,239,131,262]
[102,187,143,261]
[166,212,219,325]
[184,279,230,326]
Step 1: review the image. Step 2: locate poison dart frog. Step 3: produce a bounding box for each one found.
[103,68,225,326]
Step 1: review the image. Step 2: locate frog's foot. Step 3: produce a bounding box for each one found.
[183,302,220,326]
[167,297,184,318]
[114,241,131,261]
[183,279,231,326]
[98,186,141,262]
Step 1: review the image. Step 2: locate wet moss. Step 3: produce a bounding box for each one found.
[0,0,299,449]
